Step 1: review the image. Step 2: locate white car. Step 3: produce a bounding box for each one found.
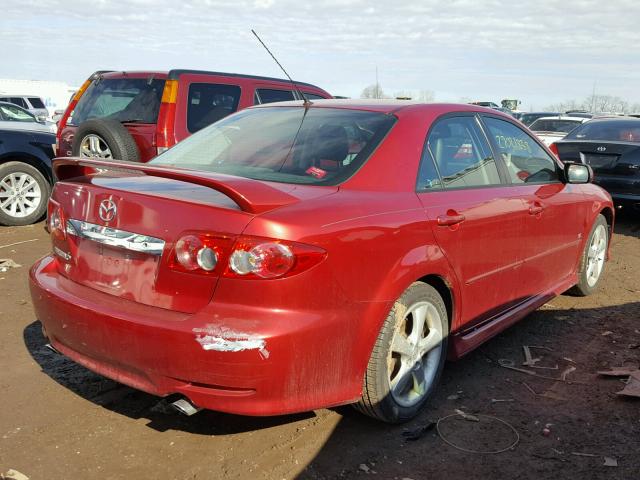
[0,102,56,134]
[528,116,589,146]
[0,95,49,120]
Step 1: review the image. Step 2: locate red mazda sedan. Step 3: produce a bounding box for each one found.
[30,101,613,423]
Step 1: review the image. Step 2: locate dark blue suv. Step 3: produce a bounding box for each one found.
[0,129,55,226]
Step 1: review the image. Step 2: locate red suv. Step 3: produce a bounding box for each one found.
[56,70,331,162]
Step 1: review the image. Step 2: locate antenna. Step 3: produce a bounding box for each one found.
[251,29,312,107]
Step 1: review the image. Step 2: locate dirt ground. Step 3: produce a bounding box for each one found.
[0,214,638,480]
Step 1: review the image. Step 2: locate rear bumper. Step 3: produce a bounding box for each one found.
[30,255,389,416]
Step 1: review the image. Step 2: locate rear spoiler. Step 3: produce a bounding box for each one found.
[53,157,298,215]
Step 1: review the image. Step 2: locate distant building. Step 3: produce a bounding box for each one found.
[0,78,78,117]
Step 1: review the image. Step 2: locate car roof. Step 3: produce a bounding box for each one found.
[98,70,324,90]
[249,99,508,116]
[586,115,640,123]
[532,116,587,122]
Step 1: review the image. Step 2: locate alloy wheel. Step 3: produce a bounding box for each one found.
[586,224,607,287]
[0,172,43,218]
[388,301,444,407]
[79,134,113,159]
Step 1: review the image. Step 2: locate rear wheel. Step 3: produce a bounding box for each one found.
[355,282,448,423]
[0,161,50,226]
[570,214,608,296]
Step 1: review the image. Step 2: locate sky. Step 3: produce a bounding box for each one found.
[2,0,640,110]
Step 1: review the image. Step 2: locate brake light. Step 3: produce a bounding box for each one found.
[47,200,65,240]
[549,142,559,157]
[156,79,179,154]
[56,77,92,145]
[169,233,233,275]
[168,233,326,279]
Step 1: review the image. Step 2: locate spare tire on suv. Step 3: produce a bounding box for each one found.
[72,119,140,162]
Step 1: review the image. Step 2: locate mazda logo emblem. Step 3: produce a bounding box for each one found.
[98,199,117,222]
[596,146,606,152]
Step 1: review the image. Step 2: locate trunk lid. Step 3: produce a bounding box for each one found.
[556,140,640,176]
[50,158,336,313]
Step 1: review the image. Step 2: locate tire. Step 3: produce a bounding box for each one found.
[72,119,140,162]
[0,161,51,226]
[354,282,449,423]
[569,214,609,296]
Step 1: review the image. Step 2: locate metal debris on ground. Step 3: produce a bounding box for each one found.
[498,359,582,383]
[0,259,21,272]
[490,398,514,403]
[454,409,479,422]
[402,421,436,441]
[597,366,639,377]
[560,366,576,381]
[0,238,37,250]
[522,345,558,370]
[522,382,567,401]
[436,412,520,454]
[571,452,598,457]
[1,469,30,480]
[601,331,613,336]
[603,457,619,467]
[616,371,640,398]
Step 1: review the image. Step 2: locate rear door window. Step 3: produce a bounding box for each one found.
[187,83,241,133]
[0,103,35,122]
[255,89,295,104]
[483,117,560,184]
[9,97,28,108]
[69,78,165,125]
[424,116,501,189]
[27,97,46,109]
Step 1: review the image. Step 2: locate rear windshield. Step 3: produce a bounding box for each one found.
[565,120,640,142]
[28,97,45,108]
[529,119,582,134]
[151,106,396,185]
[69,77,165,125]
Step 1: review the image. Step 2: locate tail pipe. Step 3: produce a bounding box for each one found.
[171,398,202,416]
[45,343,61,355]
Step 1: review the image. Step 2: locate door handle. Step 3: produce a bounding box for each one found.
[528,205,544,215]
[437,214,466,226]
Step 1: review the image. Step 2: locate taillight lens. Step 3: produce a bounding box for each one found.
[229,242,294,278]
[47,200,64,239]
[169,233,232,274]
[549,142,559,157]
[225,236,326,279]
[169,233,326,279]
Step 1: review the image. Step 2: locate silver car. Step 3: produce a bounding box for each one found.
[0,95,49,120]
[0,102,56,134]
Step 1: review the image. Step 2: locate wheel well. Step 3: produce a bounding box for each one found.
[417,274,453,330]
[0,155,52,184]
[599,207,614,238]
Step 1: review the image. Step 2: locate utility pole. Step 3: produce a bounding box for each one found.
[591,81,596,113]
[375,66,379,99]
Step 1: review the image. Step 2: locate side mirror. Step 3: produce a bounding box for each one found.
[36,114,47,123]
[565,162,592,184]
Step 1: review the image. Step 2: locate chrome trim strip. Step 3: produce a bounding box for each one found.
[66,219,165,255]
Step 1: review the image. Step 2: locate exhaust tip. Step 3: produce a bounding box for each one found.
[44,343,61,355]
[171,398,202,416]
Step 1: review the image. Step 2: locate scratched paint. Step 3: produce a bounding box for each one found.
[193,325,270,359]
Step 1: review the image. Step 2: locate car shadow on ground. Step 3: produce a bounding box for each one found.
[22,320,315,435]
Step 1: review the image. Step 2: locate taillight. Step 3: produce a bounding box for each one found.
[156,79,179,154]
[168,233,326,279]
[47,200,65,240]
[549,142,559,157]
[225,236,326,279]
[56,77,92,144]
[168,233,234,275]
